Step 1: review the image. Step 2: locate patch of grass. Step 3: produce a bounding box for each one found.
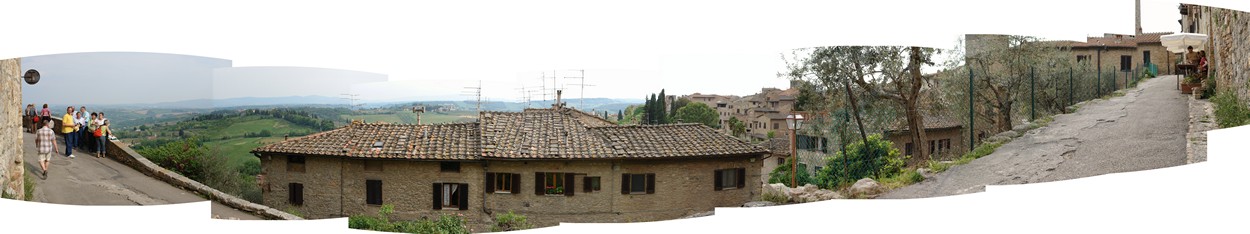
[24,171,35,201]
[927,141,1005,174]
[1212,91,1250,128]
[491,211,535,232]
[285,208,304,218]
[877,169,924,189]
[761,189,789,204]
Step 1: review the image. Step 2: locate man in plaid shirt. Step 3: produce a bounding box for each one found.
[36,119,58,178]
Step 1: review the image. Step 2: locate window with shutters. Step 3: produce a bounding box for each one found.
[714,168,746,191]
[364,160,383,172]
[433,183,469,210]
[493,173,514,193]
[621,173,655,194]
[584,176,601,193]
[366,180,382,205]
[287,155,305,172]
[543,172,566,195]
[288,183,303,206]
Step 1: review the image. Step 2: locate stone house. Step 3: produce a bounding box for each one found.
[251,106,768,228]
[1,58,23,200]
[884,114,965,166]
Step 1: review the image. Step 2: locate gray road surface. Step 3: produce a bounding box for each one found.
[881,75,1188,199]
[22,131,262,220]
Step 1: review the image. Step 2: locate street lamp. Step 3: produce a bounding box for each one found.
[786,114,804,188]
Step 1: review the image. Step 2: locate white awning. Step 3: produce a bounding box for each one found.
[1160,33,1209,53]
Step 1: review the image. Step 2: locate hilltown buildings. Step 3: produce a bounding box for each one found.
[251,104,768,228]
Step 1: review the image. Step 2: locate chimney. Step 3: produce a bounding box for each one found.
[554,90,563,109]
[1135,0,1142,35]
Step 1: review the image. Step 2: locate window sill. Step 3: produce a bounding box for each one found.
[626,192,650,195]
[492,191,513,194]
[718,187,739,191]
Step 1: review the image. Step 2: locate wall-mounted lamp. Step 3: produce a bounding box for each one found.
[22,69,39,85]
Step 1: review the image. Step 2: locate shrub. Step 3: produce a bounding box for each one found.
[768,156,814,187]
[137,138,254,202]
[1212,91,1250,128]
[814,134,903,189]
[491,211,535,232]
[349,204,471,234]
[878,169,924,189]
[761,189,790,204]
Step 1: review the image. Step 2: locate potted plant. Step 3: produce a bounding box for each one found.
[1181,74,1201,94]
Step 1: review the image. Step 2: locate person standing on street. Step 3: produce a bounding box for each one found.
[74,111,88,151]
[98,120,112,158]
[62,106,78,159]
[36,119,58,178]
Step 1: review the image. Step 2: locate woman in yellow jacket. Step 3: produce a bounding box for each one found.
[97,120,111,158]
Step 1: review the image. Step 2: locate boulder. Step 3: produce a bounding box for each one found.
[742,201,777,207]
[814,189,843,200]
[1012,123,1031,132]
[800,184,819,193]
[848,178,885,198]
[994,130,1020,139]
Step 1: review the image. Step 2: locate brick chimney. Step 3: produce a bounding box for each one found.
[553,90,563,109]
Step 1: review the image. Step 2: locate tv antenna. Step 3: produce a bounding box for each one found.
[461,80,482,114]
[563,69,593,110]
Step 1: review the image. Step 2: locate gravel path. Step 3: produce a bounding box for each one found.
[881,75,1189,199]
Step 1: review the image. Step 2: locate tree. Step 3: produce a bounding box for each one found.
[672,102,719,128]
[669,98,691,118]
[769,156,814,187]
[786,46,939,161]
[727,117,747,137]
[954,35,1074,134]
[617,110,623,121]
[814,134,905,189]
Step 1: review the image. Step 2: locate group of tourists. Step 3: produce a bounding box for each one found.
[23,104,112,178]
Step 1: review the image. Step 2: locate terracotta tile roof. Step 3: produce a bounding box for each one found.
[478,109,615,159]
[590,124,767,158]
[254,108,766,160]
[251,122,481,160]
[886,113,963,133]
[1133,32,1173,44]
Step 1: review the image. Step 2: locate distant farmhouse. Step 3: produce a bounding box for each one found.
[251,102,768,228]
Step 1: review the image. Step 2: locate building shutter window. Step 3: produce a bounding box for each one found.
[288,183,303,206]
[713,169,724,191]
[535,172,545,195]
[620,174,630,195]
[645,173,656,194]
[511,173,521,194]
[432,183,443,210]
[366,180,383,205]
[485,172,496,193]
[457,183,469,210]
[564,173,576,196]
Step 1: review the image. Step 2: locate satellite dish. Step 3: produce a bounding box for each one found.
[23,69,39,85]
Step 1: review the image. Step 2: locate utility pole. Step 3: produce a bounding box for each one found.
[340,93,362,110]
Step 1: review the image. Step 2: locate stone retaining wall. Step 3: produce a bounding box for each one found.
[48,116,300,220]
[1203,6,1250,102]
[1,58,22,200]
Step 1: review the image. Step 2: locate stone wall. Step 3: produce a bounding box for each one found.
[262,154,763,230]
[1,58,22,200]
[1203,6,1250,103]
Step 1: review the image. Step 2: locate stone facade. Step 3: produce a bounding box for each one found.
[1,58,22,200]
[1184,4,1250,103]
[261,154,761,229]
[887,127,965,165]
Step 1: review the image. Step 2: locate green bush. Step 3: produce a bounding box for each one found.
[491,211,535,232]
[768,157,815,187]
[137,138,256,203]
[1212,91,1250,128]
[814,134,904,189]
[349,204,472,234]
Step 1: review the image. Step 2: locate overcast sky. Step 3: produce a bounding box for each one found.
[7,0,1246,106]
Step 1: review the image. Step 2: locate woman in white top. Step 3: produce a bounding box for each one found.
[74,111,88,150]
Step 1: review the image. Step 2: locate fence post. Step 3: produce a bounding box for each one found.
[1097,65,1102,97]
[1069,67,1073,107]
[1030,66,1035,121]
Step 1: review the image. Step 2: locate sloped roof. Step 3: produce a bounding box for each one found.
[886,113,964,133]
[253,108,767,160]
[252,122,481,160]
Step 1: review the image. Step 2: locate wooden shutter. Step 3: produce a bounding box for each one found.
[485,172,496,193]
[432,183,442,210]
[366,180,382,205]
[564,173,575,196]
[645,173,656,194]
[511,173,521,194]
[289,183,303,205]
[583,177,592,193]
[621,174,630,194]
[458,183,469,210]
[535,172,545,195]
[736,168,746,189]
[713,169,723,191]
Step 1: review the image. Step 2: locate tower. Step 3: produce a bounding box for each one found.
[1135,0,1142,35]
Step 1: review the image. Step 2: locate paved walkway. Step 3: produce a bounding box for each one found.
[22,132,261,220]
[882,75,1189,199]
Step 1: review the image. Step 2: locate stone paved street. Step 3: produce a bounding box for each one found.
[881,75,1189,199]
[21,132,261,220]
